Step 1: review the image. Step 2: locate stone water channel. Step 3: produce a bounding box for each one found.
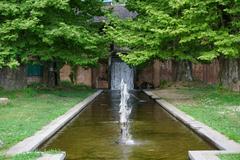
[40,91,215,160]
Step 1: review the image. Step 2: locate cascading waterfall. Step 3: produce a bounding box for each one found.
[111,61,134,90]
[118,79,134,145]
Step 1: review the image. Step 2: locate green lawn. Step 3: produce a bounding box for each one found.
[219,154,240,160]
[0,85,94,159]
[174,86,240,160]
[177,86,240,143]
[0,152,41,160]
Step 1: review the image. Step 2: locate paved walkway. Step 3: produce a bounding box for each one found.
[152,88,194,105]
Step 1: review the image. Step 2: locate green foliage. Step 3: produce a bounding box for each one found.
[159,80,171,89]
[106,0,240,66]
[0,0,109,68]
[60,81,91,90]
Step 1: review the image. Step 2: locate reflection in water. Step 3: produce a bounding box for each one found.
[40,91,215,160]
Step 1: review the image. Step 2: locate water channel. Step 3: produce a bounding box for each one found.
[40,91,214,160]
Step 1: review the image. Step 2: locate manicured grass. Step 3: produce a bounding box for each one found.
[219,154,240,160]
[0,85,94,157]
[177,86,240,143]
[0,152,41,160]
[174,86,240,160]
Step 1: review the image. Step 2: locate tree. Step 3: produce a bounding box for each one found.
[0,0,109,86]
[106,0,240,84]
[177,0,240,88]
[106,0,194,81]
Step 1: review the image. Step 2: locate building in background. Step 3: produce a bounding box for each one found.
[103,0,112,5]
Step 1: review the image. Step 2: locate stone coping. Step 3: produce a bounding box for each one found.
[37,152,66,160]
[189,151,239,160]
[143,90,240,160]
[6,90,103,156]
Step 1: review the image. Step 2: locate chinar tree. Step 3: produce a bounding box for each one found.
[106,0,240,89]
[0,0,109,87]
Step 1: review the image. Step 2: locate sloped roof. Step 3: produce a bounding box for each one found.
[93,4,137,22]
[103,0,112,2]
[112,4,137,19]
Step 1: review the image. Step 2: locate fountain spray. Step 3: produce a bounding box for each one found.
[119,79,134,145]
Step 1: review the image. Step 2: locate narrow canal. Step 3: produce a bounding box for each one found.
[40,91,214,160]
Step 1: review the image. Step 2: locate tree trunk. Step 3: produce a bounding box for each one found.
[48,62,59,87]
[173,60,193,81]
[42,61,59,87]
[219,58,240,91]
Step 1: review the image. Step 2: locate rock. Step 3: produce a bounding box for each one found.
[0,98,9,105]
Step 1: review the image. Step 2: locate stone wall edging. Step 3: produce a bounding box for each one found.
[143,90,240,160]
[37,152,66,160]
[189,151,239,160]
[5,90,103,157]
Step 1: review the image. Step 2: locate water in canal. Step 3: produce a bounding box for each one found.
[40,91,214,160]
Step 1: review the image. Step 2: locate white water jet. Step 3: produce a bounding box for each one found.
[119,79,134,145]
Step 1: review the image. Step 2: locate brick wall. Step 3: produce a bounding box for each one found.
[60,65,92,87]
[0,65,27,90]
[60,65,71,82]
[59,60,220,89]
[192,60,220,84]
[136,60,220,88]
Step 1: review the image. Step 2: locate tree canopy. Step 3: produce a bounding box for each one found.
[1,0,239,68]
[0,0,108,68]
[106,0,240,66]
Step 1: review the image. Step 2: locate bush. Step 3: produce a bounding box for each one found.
[60,81,90,90]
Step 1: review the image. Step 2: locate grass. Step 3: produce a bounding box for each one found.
[0,150,63,160]
[219,154,240,160]
[171,86,240,160]
[0,152,41,160]
[0,84,94,158]
[177,86,240,143]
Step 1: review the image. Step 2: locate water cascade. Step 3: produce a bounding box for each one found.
[111,60,134,90]
[118,80,134,145]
